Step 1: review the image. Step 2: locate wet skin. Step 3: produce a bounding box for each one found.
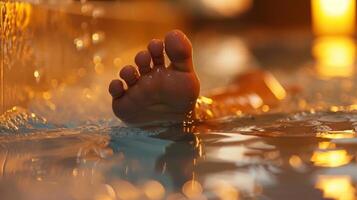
[109,30,200,126]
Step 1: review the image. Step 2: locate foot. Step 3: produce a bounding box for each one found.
[109,30,200,126]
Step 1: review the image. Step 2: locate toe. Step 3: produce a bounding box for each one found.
[164,29,193,72]
[120,65,140,87]
[135,50,152,75]
[148,39,165,68]
[109,79,125,99]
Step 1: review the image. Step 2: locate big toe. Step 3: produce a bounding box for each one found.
[164,30,193,72]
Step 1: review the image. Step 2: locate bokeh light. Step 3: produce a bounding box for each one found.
[201,0,252,17]
[316,175,355,200]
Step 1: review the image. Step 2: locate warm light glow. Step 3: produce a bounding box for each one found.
[93,55,102,64]
[34,70,41,82]
[312,0,355,35]
[113,180,141,200]
[318,141,336,149]
[92,31,105,44]
[142,180,165,200]
[316,175,355,200]
[316,130,356,139]
[202,37,250,77]
[182,180,203,199]
[33,71,39,78]
[263,73,286,100]
[330,106,340,112]
[197,96,214,105]
[74,38,85,50]
[0,2,32,30]
[42,92,52,100]
[212,181,240,200]
[289,155,303,168]
[201,0,252,17]
[313,37,355,78]
[248,94,263,109]
[261,105,270,112]
[349,104,357,111]
[311,149,352,167]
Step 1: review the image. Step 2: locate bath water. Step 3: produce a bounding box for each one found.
[2,1,357,200]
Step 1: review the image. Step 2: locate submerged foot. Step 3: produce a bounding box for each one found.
[109,30,200,126]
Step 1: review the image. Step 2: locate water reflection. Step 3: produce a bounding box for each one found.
[316,175,355,200]
[3,108,357,199]
[311,149,352,167]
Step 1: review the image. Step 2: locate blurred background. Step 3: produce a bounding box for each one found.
[0,0,356,123]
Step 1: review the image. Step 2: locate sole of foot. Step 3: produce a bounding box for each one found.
[109,30,200,127]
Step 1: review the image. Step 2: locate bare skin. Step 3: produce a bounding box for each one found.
[109,30,200,126]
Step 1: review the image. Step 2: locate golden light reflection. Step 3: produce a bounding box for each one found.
[94,184,117,200]
[261,105,270,112]
[330,106,340,112]
[348,104,357,111]
[142,180,165,200]
[313,37,355,78]
[298,99,307,109]
[0,2,32,30]
[94,184,116,200]
[33,70,41,83]
[33,70,40,78]
[263,73,286,100]
[105,184,116,200]
[316,130,356,139]
[318,141,336,150]
[212,181,240,200]
[248,94,263,109]
[93,55,102,64]
[42,91,52,100]
[197,96,214,105]
[74,38,85,50]
[316,175,355,200]
[289,155,303,169]
[92,31,105,44]
[112,180,142,200]
[195,96,216,120]
[311,149,352,167]
[182,180,203,199]
[312,0,355,35]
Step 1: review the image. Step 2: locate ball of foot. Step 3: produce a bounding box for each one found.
[109,30,200,126]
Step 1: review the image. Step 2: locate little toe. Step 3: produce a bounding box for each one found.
[120,65,140,87]
[148,39,165,68]
[164,30,193,72]
[109,79,125,99]
[135,50,152,75]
